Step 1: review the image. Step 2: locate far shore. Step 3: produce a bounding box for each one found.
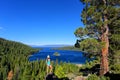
[75,63,83,67]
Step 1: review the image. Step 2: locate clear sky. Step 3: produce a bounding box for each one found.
[0,0,84,45]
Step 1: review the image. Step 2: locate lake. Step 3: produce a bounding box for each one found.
[29,47,87,64]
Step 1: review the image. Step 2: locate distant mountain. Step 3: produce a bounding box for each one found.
[30,44,73,48]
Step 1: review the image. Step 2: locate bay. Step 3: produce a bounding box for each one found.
[29,47,87,64]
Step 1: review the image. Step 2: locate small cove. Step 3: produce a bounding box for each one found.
[29,47,88,64]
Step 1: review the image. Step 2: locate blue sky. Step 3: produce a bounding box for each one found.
[0,0,84,45]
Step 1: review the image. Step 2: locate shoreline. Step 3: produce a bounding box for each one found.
[75,63,83,67]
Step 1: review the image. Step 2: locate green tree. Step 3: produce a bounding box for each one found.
[0,38,39,79]
[75,0,120,76]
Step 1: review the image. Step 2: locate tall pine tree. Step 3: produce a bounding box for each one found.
[75,0,120,76]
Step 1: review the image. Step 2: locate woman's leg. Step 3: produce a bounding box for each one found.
[47,66,49,74]
[50,65,52,73]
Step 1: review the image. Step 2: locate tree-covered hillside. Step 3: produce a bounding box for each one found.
[0,38,40,79]
[0,38,80,80]
[0,38,38,56]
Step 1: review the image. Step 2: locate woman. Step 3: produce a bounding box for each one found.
[46,55,52,74]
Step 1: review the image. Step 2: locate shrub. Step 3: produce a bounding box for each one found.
[87,74,99,80]
[110,63,120,74]
[100,76,110,80]
[54,65,66,78]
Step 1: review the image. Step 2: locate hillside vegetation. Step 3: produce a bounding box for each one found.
[0,38,41,79]
[0,38,80,80]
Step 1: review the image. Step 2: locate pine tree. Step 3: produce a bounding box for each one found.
[75,0,120,76]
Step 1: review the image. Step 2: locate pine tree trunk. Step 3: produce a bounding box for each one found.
[100,14,109,75]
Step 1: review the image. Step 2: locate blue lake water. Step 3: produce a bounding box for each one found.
[29,47,87,64]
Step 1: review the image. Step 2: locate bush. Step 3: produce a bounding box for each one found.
[87,74,99,80]
[54,62,80,79]
[54,65,66,78]
[110,63,120,74]
[87,74,110,80]
[100,76,110,80]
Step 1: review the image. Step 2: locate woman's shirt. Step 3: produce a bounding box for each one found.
[46,59,50,66]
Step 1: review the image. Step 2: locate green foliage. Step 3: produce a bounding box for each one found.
[80,58,100,70]
[87,74,110,80]
[109,50,120,74]
[54,62,80,79]
[110,63,120,74]
[55,65,66,78]
[0,38,47,79]
[111,34,120,43]
[0,38,81,79]
[74,27,88,38]
[75,0,120,75]
[87,74,99,80]
[61,63,80,74]
[80,38,104,58]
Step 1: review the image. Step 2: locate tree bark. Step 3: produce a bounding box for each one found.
[100,12,109,75]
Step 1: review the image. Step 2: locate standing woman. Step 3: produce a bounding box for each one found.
[46,55,52,74]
